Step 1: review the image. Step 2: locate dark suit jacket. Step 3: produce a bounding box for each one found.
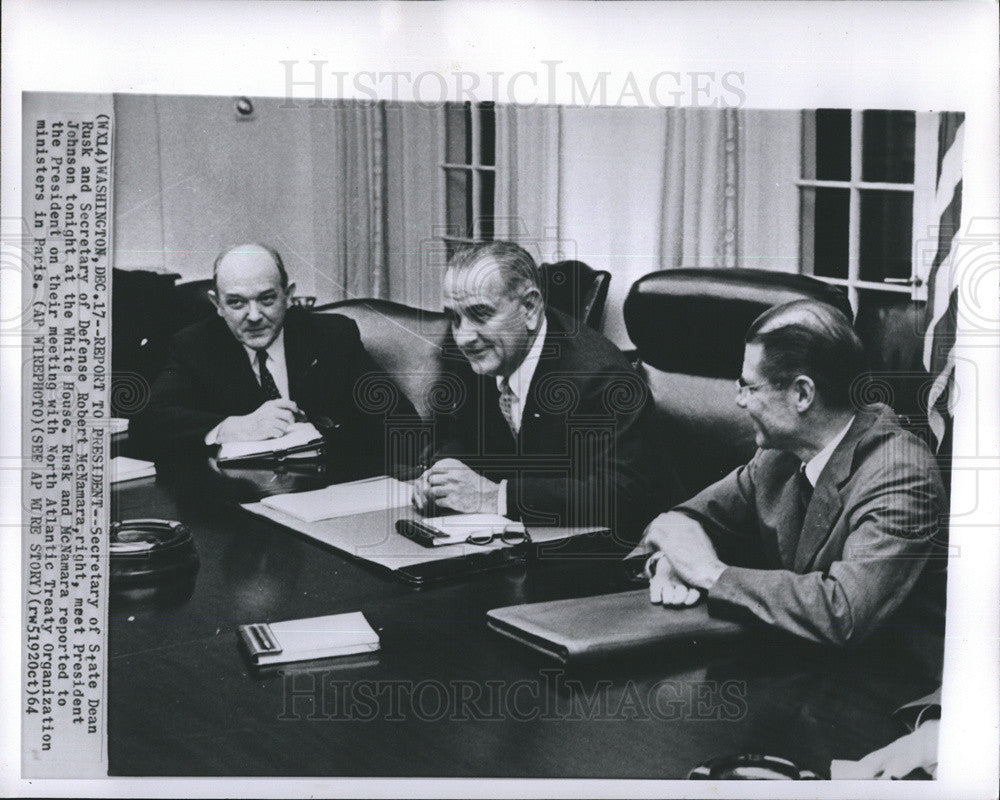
[675,404,947,659]
[132,308,411,472]
[429,308,672,543]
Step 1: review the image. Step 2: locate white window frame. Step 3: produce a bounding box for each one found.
[797,110,938,310]
[438,101,497,253]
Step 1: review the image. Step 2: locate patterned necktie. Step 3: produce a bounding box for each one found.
[498,378,517,437]
[256,350,282,400]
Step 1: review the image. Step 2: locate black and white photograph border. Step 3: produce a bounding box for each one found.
[2,2,998,799]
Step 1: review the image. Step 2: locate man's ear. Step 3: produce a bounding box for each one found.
[208,288,222,315]
[791,375,816,412]
[284,282,296,302]
[521,286,543,327]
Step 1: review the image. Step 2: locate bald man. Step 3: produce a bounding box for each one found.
[132,244,408,468]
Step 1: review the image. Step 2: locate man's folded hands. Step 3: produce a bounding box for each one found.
[633,511,727,606]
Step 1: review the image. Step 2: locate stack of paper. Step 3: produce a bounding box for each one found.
[260,476,413,522]
[111,456,156,484]
[217,422,323,463]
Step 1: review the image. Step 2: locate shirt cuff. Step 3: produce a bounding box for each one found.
[705,565,742,603]
[703,561,728,590]
[204,422,223,446]
[497,479,508,516]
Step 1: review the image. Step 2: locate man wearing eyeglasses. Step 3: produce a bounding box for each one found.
[413,241,667,544]
[132,243,407,468]
[635,299,946,670]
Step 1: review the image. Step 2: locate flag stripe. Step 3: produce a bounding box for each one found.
[922,178,963,371]
[923,112,963,451]
[935,112,963,179]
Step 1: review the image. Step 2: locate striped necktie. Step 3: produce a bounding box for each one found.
[498,378,517,436]
[256,350,282,400]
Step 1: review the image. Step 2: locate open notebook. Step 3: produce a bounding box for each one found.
[217,422,324,463]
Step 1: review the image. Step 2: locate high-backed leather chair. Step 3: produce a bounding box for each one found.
[624,268,851,498]
[538,260,611,331]
[314,299,449,419]
[172,278,216,331]
[111,268,181,417]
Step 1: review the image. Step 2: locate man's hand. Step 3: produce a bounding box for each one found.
[215,399,301,443]
[647,552,703,607]
[412,458,500,514]
[640,512,727,595]
[832,720,939,779]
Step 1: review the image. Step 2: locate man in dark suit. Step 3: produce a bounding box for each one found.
[132,243,404,473]
[413,241,664,543]
[637,299,946,663]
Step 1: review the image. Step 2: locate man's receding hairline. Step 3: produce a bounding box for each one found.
[213,243,289,289]
[445,258,528,300]
[448,241,542,299]
[757,308,823,337]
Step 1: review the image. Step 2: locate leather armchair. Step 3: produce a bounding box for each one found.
[313,299,449,420]
[538,260,611,331]
[624,268,851,498]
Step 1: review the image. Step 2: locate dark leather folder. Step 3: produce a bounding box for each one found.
[487,589,745,663]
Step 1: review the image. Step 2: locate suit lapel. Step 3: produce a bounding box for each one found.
[519,316,563,447]
[283,311,314,403]
[792,412,875,572]
[478,373,515,454]
[211,318,264,410]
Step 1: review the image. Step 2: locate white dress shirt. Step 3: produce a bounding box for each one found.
[495,316,548,436]
[244,329,290,401]
[803,415,856,487]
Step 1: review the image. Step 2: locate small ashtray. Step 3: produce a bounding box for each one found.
[688,753,820,780]
[110,519,199,587]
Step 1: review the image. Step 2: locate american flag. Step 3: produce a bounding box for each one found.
[922,112,964,453]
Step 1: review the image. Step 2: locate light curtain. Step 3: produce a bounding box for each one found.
[492,104,800,345]
[309,101,388,301]
[494,104,562,254]
[659,107,740,269]
[383,102,445,309]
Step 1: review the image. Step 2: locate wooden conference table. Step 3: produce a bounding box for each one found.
[108,461,934,778]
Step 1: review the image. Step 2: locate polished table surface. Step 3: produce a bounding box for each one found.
[108,464,934,778]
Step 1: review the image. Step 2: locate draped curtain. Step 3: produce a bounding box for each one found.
[492,104,800,346]
[383,103,445,309]
[659,107,740,269]
[308,101,388,301]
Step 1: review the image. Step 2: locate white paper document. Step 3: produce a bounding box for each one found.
[110,456,156,484]
[260,476,414,522]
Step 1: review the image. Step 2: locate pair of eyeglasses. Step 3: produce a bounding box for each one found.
[466,527,531,546]
[735,377,770,398]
